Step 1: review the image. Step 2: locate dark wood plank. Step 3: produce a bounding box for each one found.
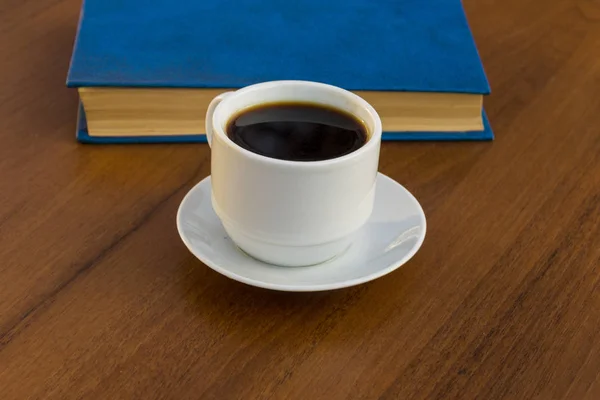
[1,0,599,399]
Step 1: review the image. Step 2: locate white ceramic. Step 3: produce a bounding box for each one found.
[205,80,382,267]
[177,173,426,292]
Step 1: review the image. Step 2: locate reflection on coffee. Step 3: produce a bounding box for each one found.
[226,103,368,162]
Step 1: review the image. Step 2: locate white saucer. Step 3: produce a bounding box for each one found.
[176,173,426,292]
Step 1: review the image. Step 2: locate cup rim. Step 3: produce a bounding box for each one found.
[211,80,382,169]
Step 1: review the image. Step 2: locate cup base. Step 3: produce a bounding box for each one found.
[223,222,355,267]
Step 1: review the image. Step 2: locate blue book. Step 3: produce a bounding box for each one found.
[68,0,492,143]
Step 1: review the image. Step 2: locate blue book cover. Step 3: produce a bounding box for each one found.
[68,0,492,142]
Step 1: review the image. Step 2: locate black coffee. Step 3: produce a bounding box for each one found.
[226,103,368,162]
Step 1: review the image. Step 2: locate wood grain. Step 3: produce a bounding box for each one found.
[1,0,599,399]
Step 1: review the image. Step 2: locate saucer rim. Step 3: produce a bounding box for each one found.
[176,172,426,292]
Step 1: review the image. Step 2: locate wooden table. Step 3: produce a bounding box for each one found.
[2,0,600,399]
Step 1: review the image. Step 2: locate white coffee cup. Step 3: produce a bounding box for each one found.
[205,80,382,267]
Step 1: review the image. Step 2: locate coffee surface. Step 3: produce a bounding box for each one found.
[226,103,367,162]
